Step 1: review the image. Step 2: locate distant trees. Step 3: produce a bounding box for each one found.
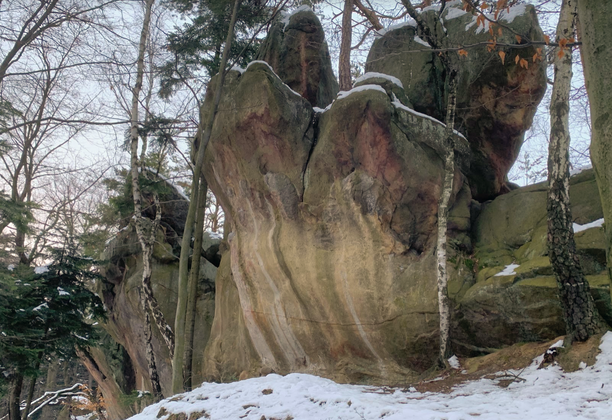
[0,250,105,420]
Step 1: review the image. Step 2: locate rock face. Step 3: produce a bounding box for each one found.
[98,179,219,396]
[366,3,547,200]
[256,7,338,108]
[453,169,611,351]
[201,13,472,380]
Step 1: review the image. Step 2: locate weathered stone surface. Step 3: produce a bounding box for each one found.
[256,8,338,108]
[98,176,220,396]
[201,56,470,382]
[366,3,547,200]
[455,169,612,351]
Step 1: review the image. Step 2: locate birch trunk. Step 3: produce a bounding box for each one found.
[547,0,602,342]
[437,69,458,366]
[128,0,171,397]
[339,0,353,91]
[577,0,612,294]
[172,0,243,395]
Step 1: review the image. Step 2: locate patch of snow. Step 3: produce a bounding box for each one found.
[354,72,403,89]
[34,266,48,274]
[337,84,387,101]
[73,333,88,341]
[448,355,461,369]
[499,4,528,24]
[444,6,468,20]
[579,361,587,369]
[230,65,245,74]
[413,35,431,48]
[57,287,70,296]
[7,264,15,271]
[206,230,223,240]
[33,303,48,311]
[245,61,304,99]
[573,218,604,233]
[570,165,592,176]
[130,333,612,420]
[494,263,520,276]
[281,5,312,31]
[377,19,417,37]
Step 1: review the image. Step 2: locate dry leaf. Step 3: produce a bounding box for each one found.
[544,35,550,45]
[515,35,522,43]
[515,54,520,64]
[499,51,506,64]
[558,49,565,59]
[498,27,503,36]
[458,49,469,57]
[520,58,529,69]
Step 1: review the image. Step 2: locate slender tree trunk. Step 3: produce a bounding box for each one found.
[21,376,37,420]
[339,0,353,91]
[172,0,242,395]
[128,0,171,396]
[183,176,208,391]
[436,68,458,367]
[547,0,602,343]
[577,0,612,293]
[8,374,23,420]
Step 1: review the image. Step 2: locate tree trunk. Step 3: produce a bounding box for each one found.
[578,0,612,294]
[548,0,602,343]
[8,374,23,420]
[172,0,242,395]
[40,360,59,420]
[183,176,208,391]
[128,0,170,396]
[436,68,458,367]
[339,0,353,91]
[77,348,135,420]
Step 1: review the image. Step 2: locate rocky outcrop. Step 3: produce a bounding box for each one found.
[366,2,547,200]
[196,6,609,384]
[201,56,471,381]
[97,178,220,396]
[256,6,338,108]
[453,169,611,351]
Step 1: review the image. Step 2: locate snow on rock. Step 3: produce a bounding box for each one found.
[391,95,467,141]
[206,230,223,240]
[131,333,612,420]
[494,263,520,276]
[7,264,15,271]
[413,35,431,48]
[376,19,417,37]
[281,5,312,31]
[230,65,245,74]
[337,84,387,101]
[354,72,404,89]
[573,218,605,233]
[570,165,593,176]
[444,6,468,20]
[448,355,461,369]
[57,287,70,296]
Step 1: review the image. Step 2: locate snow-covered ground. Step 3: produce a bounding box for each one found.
[131,333,612,420]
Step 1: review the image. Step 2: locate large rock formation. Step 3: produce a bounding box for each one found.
[202,59,470,382]
[366,2,547,200]
[453,169,611,352]
[97,178,219,396]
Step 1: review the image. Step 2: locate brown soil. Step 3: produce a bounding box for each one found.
[386,334,604,394]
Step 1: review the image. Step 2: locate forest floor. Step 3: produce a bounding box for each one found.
[127,332,612,420]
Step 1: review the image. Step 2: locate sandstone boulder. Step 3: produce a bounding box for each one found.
[201,55,470,382]
[453,169,612,351]
[366,2,547,200]
[256,6,338,108]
